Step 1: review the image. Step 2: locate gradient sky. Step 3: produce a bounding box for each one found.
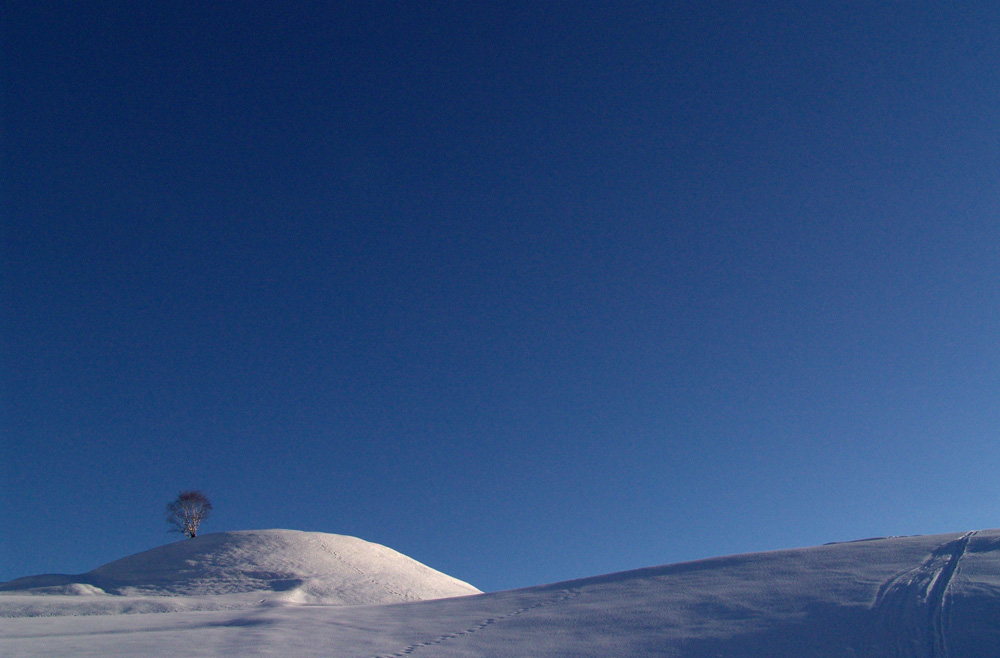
[3,2,1000,592]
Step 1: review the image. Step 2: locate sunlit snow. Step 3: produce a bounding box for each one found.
[3,528,1000,657]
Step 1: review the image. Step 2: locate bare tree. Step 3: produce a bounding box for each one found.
[166,490,212,538]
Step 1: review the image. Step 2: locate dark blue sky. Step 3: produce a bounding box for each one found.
[4,2,1000,591]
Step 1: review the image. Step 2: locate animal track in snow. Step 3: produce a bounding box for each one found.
[368,588,581,658]
[308,537,414,602]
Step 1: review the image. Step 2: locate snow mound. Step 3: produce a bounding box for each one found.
[0,530,479,606]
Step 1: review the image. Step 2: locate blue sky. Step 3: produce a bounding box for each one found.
[3,2,999,592]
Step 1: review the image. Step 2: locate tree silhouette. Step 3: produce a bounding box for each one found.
[166,490,212,538]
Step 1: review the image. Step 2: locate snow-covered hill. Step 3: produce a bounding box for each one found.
[3,529,1000,657]
[0,530,479,611]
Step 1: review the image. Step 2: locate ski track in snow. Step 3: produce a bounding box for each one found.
[871,531,976,658]
[366,588,582,658]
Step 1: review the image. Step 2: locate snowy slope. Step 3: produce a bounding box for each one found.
[3,529,1000,657]
[0,530,479,612]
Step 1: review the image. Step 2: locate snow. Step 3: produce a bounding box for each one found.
[0,530,479,611]
[3,529,1000,656]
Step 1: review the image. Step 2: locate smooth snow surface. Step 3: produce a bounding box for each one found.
[0,530,479,611]
[4,529,1000,657]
